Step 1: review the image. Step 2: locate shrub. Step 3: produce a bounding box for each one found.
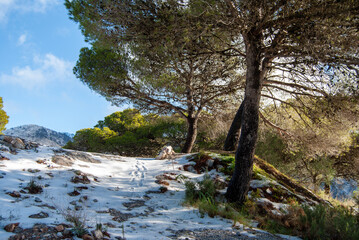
[96,109,146,134]
[64,127,117,152]
[184,174,217,204]
[25,178,43,194]
[300,204,359,240]
[64,209,88,237]
[0,97,9,134]
[66,109,187,156]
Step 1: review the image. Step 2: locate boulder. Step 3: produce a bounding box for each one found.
[0,135,26,149]
[51,155,73,166]
[28,211,49,219]
[156,146,175,160]
[11,138,25,149]
[66,151,100,163]
[55,225,64,232]
[93,229,103,239]
[82,234,94,240]
[4,223,19,232]
[7,191,21,198]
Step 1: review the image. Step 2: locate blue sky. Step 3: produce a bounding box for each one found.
[0,0,123,133]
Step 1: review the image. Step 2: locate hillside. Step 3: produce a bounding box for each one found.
[0,136,313,239]
[4,125,73,147]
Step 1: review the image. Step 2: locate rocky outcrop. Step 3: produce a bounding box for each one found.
[156,146,175,160]
[0,135,39,152]
[4,124,73,147]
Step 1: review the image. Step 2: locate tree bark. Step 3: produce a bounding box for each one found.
[226,32,262,204]
[181,117,198,153]
[223,98,245,151]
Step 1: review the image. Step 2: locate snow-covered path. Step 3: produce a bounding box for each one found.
[0,145,298,239]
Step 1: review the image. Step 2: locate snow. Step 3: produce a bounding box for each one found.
[3,125,72,147]
[0,144,300,239]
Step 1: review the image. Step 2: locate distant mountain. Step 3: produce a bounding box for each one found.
[3,124,73,147]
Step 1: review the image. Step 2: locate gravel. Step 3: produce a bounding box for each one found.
[171,228,296,240]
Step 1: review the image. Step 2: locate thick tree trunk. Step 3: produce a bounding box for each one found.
[181,117,198,153]
[226,32,262,204]
[223,98,245,151]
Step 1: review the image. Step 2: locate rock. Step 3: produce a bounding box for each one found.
[123,200,146,210]
[82,234,94,240]
[34,197,42,203]
[36,159,46,164]
[75,205,83,211]
[155,179,170,186]
[103,222,116,228]
[29,211,49,219]
[156,174,175,181]
[51,155,73,166]
[68,190,81,196]
[94,229,103,239]
[206,159,215,168]
[66,151,100,163]
[156,146,175,160]
[3,136,26,149]
[27,168,40,173]
[36,203,56,210]
[71,175,91,184]
[103,231,111,238]
[183,165,197,173]
[7,191,21,198]
[109,208,134,222]
[0,154,9,160]
[4,223,19,232]
[55,225,64,232]
[159,186,168,193]
[79,195,88,202]
[13,138,25,149]
[63,229,74,238]
[76,186,89,191]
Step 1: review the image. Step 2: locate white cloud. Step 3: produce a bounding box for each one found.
[17,33,27,45]
[0,53,73,90]
[0,0,59,23]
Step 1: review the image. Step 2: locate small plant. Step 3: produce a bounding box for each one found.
[250,189,262,200]
[64,209,88,237]
[184,174,217,205]
[25,177,43,194]
[121,224,125,240]
[184,174,251,224]
[95,222,108,233]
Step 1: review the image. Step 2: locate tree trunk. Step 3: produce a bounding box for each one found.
[181,117,198,153]
[223,98,245,151]
[226,32,262,204]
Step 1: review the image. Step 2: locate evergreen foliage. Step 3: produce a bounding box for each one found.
[65,0,244,153]
[65,109,187,156]
[0,97,9,134]
[66,0,359,204]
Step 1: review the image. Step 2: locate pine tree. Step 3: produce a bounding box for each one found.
[0,97,9,134]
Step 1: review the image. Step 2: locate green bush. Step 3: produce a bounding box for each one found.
[301,204,359,240]
[65,109,187,156]
[65,127,117,152]
[0,97,9,134]
[185,174,217,204]
[96,109,146,134]
[255,130,294,165]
